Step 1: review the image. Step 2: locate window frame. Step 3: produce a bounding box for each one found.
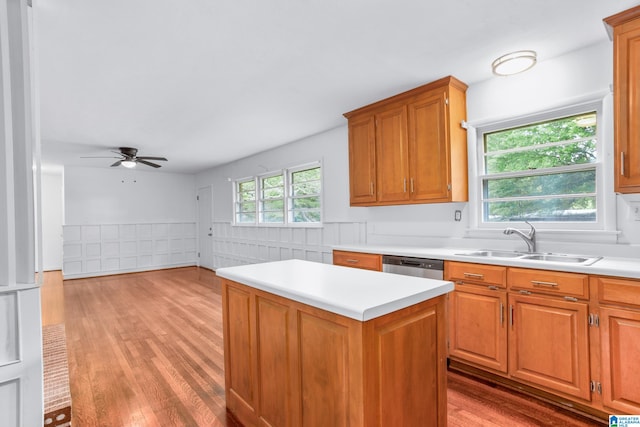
[232,161,323,227]
[287,164,323,225]
[470,99,615,233]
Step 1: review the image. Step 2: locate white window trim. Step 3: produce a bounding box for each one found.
[232,161,323,228]
[466,95,617,241]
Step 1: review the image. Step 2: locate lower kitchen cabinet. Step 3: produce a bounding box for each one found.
[333,250,382,271]
[508,293,591,401]
[593,275,640,415]
[448,283,507,373]
[599,306,640,413]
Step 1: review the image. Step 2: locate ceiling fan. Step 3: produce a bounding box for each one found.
[83,147,168,168]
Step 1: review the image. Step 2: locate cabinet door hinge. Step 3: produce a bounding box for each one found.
[588,313,600,327]
[445,97,449,105]
[447,184,452,191]
[590,380,602,394]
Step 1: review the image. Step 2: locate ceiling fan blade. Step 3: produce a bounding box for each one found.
[137,159,162,168]
[136,156,167,161]
[111,160,122,167]
[80,156,121,159]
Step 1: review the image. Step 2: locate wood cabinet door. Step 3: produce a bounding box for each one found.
[348,114,377,205]
[222,283,257,420]
[599,306,640,414]
[612,16,640,192]
[407,90,449,202]
[375,105,410,203]
[449,284,508,373]
[508,294,591,401]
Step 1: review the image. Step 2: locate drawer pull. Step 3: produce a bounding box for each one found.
[463,272,484,279]
[487,285,499,291]
[346,259,360,264]
[531,280,558,288]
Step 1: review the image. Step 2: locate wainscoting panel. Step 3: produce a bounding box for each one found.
[63,222,198,279]
[0,292,18,365]
[0,378,19,427]
[209,222,367,269]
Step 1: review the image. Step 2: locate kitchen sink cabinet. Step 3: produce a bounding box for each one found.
[508,293,591,401]
[508,268,592,401]
[344,76,468,206]
[592,276,640,414]
[448,283,508,373]
[445,262,508,373]
[606,6,640,193]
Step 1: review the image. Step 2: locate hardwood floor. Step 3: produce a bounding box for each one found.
[51,268,605,426]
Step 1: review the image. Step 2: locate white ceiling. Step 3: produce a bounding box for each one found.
[35,0,639,174]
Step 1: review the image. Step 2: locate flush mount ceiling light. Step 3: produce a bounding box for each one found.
[492,50,537,76]
[121,160,137,168]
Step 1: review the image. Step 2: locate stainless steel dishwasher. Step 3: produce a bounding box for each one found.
[382,255,444,280]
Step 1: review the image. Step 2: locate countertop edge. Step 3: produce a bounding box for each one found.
[216,260,454,321]
[333,245,640,279]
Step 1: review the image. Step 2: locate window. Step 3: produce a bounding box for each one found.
[233,163,322,226]
[235,179,256,224]
[479,110,599,224]
[260,174,285,223]
[289,166,322,223]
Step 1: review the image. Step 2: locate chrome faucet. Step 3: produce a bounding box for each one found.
[504,221,536,253]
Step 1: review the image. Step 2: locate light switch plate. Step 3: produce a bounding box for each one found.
[630,202,640,221]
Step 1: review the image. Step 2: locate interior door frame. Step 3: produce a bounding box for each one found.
[197,185,214,270]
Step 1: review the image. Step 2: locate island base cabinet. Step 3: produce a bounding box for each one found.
[221,278,448,427]
[599,306,640,414]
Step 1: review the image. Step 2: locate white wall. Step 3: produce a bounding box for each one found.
[65,166,196,224]
[197,40,640,267]
[42,171,63,270]
[62,166,198,278]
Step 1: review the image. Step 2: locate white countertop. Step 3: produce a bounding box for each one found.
[215,259,454,321]
[334,244,640,279]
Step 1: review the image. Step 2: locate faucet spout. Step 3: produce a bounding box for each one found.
[503,221,536,253]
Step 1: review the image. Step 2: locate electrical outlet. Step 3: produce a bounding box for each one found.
[454,210,462,221]
[630,202,640,221]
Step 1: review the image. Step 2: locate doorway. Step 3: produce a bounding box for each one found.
[197,186,214,270]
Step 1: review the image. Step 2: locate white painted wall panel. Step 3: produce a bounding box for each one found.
[65,166,196,224]
[62,222,198,279]
[41,172,63,271]
[0,293,18,364]
[0,379,18,427]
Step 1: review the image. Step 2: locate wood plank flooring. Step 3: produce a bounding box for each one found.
[53,268,606,426]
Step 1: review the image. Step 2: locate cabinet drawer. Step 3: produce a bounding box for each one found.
[594,276,640,309]
[445,261,506,288]
[333,250,382,271]
[508,268,588,299]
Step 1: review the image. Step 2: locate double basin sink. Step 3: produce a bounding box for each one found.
[456,250,602,266]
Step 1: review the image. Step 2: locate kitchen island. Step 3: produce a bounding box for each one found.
[216,259,454,427]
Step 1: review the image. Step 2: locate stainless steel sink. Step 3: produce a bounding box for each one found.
[519,254,602,264]
[456,250,602,265]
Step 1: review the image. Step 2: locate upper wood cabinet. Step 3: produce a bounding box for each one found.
[605,6,640,193]
[344,76,468,206]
